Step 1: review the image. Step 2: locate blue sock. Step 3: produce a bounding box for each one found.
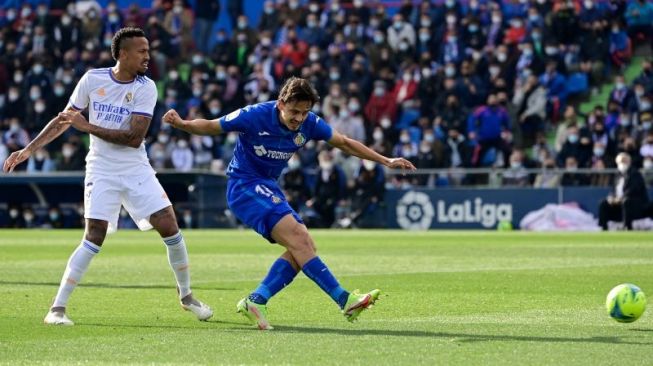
[302,256,350,309]
[249,258,298,305]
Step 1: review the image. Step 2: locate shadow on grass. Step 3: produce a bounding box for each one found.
[271,325,652,345]
[80,319,249,330]
[0,280,234,291]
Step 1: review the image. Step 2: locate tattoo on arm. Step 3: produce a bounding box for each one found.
[25,107,76,152]
[86,115,151,148]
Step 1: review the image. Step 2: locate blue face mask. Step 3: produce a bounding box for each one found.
[567,134,579,143]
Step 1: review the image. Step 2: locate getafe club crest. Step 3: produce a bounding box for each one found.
[293,132,306,146]
[125,92,133,103]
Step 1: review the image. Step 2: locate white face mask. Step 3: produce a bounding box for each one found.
[373,131,383,141]
[287,158,301,170]
[35,103,46,113]
[617,162,629,173]
[158,135,169,144]
[363,160,376,170]
[380,118,391,129]
[643,159,653,170]
[320,161,333,170]
[400,134,410,143]
[177,140,188,149]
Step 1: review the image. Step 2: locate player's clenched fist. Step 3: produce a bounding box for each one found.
[163,109,182,128]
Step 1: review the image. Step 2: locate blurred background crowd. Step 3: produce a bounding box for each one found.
[1,0,653,228]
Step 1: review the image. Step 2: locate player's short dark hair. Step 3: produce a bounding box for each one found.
[278,77,320,105]
[111,27,146,61]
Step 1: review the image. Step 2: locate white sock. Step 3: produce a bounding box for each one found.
[51,240,100,309]
[163,232,191,299]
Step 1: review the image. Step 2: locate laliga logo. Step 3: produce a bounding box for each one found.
[396,192,513,229]
[396,191,434,230]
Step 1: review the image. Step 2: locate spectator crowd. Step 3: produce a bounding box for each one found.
[1,0,653,228]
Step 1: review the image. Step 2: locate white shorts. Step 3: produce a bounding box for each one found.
[84,172,172,234]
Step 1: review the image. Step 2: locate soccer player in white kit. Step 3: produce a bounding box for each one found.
[3,27,212,325]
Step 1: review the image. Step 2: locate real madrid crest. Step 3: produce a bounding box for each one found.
[125,92,133,103]
[271,195,282,204]
[293,132,306,146]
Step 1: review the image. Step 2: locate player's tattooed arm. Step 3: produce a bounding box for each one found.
[58,112,150,148]
[3,107,75,173]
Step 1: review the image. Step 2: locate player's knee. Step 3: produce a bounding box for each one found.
[84,222,107,246]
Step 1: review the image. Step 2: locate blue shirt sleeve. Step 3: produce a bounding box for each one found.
[219,106,254,134]
[313,116,333,141]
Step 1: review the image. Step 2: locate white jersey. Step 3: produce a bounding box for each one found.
[67,67,157,176]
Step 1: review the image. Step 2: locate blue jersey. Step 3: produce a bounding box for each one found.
[218,101,333,180]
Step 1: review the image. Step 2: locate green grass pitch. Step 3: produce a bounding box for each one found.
[1,229,652,365]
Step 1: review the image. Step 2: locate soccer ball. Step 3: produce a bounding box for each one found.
[606,283,647,323]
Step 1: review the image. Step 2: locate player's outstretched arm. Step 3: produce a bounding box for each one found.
[3,107,76,173]
[162,109,223,136]
[328,130,416,170]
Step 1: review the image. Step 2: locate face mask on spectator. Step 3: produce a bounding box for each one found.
[14,73,23,83]
[374,34,384,44]
[363,160,376,170]
[158,134,169,144]
[8,90,19,101]
[567,134,579,143]
[338,109,348,118]
[329,71,340,81]
[287,158,301,170]
[489,66,500,77]
[420,144,431,154]
[445,66,455,77]
[398,42,409,51]
[621,117,631,126]
[373,130,384,141]
[644,159,653,170]
[402,73,412,82]
[445,0,455,7]
[173,5,183,14]
[226,134,238,144]
[289,0,299,9]
[62,146,74,158]
[393,21,403,30]
[210,106,221,115]
[617,162,629,173]
[37,6,48,17]
[400,134,410,143]
[522,48,533,57]
[615,82,625,89]
[642,121,652,130]
[21,7,32,18]
[320,161,334,170]
[49,211,59,221]
[192,88,202,97]
[422,68,431,78]
[641,102,651,110]
[612,27,619,34]
[448,36,457,43]
[237,20,247,29]
[309,52,320,62]
[510,161,522,169]
[492,16,501,24]
[348,102,360,112]
[24,212,34,222]
[545,47,558,55]
[583,0,593,8]
[30,90,41,101]
[309,4,319,12]
[216,70,226,80]
[421,18,431,27]
[468,24,479,32]
[374,87,385,97]
[10,123,20,132]
[7,9,17,21]
[419,33,430,42]
[446,16,456,25]
[35,151,45,160]
[424,133,435,143]
[177,140,188,149]
[169,71,179,81]
[380,118,391,128]
[497,53,507,63]
[593,147,605,156]
[35,102,46,113]
[62,74,73,84]
[192,55,203,65]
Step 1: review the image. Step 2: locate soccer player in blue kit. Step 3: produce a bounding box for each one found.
[163,77,415,329]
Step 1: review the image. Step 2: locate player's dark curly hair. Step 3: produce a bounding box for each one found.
[278,77,320,105]
[111,27,146,61]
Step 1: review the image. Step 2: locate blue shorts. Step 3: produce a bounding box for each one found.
[227,177,303,243]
